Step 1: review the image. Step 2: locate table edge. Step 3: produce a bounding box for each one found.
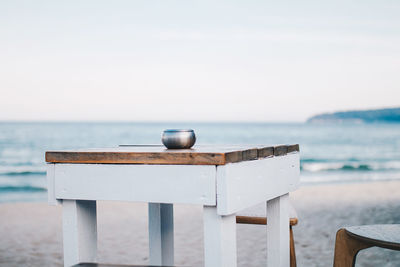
[45,144,300,165]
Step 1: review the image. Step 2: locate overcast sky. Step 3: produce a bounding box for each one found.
[1,0,399,122]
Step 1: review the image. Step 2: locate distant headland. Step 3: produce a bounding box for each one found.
[307,107,400,123]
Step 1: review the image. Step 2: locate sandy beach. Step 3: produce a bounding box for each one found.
[1,180,400,267]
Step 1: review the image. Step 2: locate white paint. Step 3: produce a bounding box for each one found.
[217,153,299,215]
[267,194,290,267]
[203,206,237,267]
[148,203,174,266]
[46,163,58,205]
[236,199,297,219]
[54,164,216,205]
[62,200,97,267]
[50,152,300,266]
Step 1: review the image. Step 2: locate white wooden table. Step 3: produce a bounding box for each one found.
[46,144,300,267]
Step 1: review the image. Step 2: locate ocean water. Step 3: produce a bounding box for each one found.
[0,122,400,203]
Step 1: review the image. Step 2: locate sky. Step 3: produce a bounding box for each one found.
[1,0,400,122]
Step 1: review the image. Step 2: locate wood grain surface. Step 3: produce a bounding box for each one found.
[46,144,299,165]
[236,215,298,226]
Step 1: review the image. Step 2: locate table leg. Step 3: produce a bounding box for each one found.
[62,200,97,267]
[148,203,174,266]
[203,206,237,267]
[267,193,290,267]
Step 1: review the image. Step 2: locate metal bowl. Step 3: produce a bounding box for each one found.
[162,129,196,149]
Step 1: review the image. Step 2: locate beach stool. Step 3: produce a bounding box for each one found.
[333,224,400,267]
[236,202,298,267]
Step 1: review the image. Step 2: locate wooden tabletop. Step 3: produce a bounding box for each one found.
[45,144,299,165]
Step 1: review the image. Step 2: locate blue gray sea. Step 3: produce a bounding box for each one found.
[1,122,400,203]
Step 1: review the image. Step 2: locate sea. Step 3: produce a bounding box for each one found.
[0,122,400,203]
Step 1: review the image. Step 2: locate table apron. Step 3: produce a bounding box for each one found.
[216,153,300,215]
[50,164,217,205]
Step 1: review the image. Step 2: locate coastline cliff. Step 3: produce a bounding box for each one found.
[307,107,400,123]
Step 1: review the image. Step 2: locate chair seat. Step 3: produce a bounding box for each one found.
[345,224,400,251]
[72,263,177,267]
[334,224,400,266]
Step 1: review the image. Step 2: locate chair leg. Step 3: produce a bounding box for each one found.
[333,228,373,267]
[290,225,296,267]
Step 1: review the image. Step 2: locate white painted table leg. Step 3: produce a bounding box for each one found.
[266,193,290,267]
[148,203,174,266]
[62,200,97,267]
[203,206,237,267]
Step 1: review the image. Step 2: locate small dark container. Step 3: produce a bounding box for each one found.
[162,129,196,149]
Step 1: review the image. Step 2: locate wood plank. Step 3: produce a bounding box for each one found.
[274,145,288,156]
[216,153,300,215]
[287,144,300,153]
[257,146,274,158]
[236,215,298,226]
[54,164,216,205]
[46,151,226,165]
[45,145,299,165]
[242,148,259,161]
[290,227,297,267]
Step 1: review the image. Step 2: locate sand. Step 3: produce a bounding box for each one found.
[1,180,400,267]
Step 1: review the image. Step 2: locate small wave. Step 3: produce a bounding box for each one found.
[0,171,46,176]
[302,161,400,172]
[301,158,326,163]
[341,164,372,171]
[301,158,361,163]
[0,161,41,167]
[302,163,374,172]
[301,170,400,184]
[0,185,47,192]
[0,166,46,176]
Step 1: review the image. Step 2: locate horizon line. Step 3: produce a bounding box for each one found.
[0,119,305,124]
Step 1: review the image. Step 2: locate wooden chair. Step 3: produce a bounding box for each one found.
[333,224,400,267]
[236,202,298,267]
